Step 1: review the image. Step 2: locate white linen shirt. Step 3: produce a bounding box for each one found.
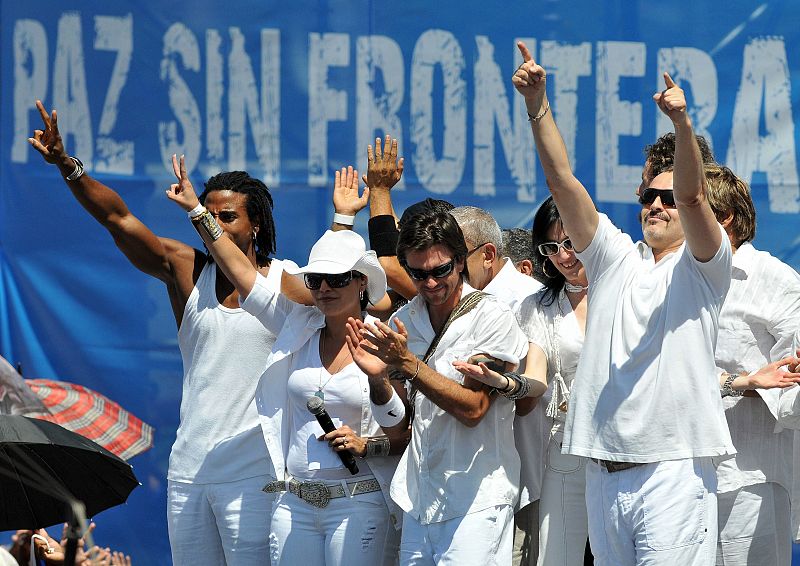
[389,281,529,524]
[482,257,547,508]
[240,272,403,530]
[563,214,734,462]
[714,243,800,495]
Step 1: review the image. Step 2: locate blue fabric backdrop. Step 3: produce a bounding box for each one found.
[2,1,800,563]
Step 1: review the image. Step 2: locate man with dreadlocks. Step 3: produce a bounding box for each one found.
[28,100,309,566]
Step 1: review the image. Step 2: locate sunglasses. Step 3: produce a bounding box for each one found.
[304,271,358,290]
[537,238,574,257]
[638,188,676,208]
[404,259,456,281]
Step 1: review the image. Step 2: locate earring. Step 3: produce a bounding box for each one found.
[541,260,559,279]
[359,289,365,300]
[252,230,257,242]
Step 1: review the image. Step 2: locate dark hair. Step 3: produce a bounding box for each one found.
[502,228,532,265]
[199,171,277,265]
[644,132,716,180]
[398,198,455,228]
[397,210,468,274]
[704,164,756,246]
[531,197,566,307]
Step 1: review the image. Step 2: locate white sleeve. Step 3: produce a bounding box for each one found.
[575,214,635,286]
[239,264,295,335]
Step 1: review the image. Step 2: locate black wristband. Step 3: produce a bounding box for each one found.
[368,215,400,257]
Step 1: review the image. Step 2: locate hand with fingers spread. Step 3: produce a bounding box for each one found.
[165,154,201,212]
[652,72,687,125]
[320,424,367,458]
[333,166,369,216]
[512,41,548,113]
[364,135,404,192]
[28,100,74,172]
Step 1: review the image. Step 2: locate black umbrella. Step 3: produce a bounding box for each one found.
[0,415,139,531]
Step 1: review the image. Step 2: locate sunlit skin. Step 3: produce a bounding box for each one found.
[544,222,588,287]
[463,243,491,290]
[640,171,685,259]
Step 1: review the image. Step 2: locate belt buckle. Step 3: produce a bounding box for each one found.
[299,481,330,508]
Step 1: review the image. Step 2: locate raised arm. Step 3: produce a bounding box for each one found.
[331,166,368,232]
[166,155,258,298]
[514,42,598,252]
[363,135,418,299]
[28,101,194,284]
[653,73,721,262]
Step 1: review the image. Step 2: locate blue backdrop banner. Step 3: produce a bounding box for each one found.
[2,1,800,563]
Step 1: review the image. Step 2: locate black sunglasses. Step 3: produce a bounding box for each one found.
[638,188,676,208]
[304,271,357,290]
[404,259,456,281]
[537,238,574,257]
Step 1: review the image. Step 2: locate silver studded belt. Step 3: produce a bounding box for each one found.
[263,477,382,508]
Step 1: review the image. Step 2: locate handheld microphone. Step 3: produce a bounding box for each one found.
[307,396,359,475]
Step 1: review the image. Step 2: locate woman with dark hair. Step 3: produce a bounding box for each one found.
[455,195,591,565]
[166,156,407,566]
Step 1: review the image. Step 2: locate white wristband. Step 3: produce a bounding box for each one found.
[371,388,405,428]
[333,212,355,226]
[188,203,206,218]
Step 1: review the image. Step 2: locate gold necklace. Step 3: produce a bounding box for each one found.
[316,328,351,401]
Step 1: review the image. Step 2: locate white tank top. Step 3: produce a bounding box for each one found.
[169,259,283,483]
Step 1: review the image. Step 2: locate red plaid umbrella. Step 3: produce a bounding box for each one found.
[25,379,154,461]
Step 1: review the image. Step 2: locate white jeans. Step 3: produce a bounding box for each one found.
[586,457,717,566]
[400,504,514,565]
[167,475,272,566]
[537,437,589,566]
[716,482,791,565]
[268,488,398,566]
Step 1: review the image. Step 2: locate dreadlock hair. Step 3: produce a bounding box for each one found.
[199,171,277,266]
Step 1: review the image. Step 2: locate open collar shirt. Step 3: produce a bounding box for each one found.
[389,281,529,524]
[714,243,800,495]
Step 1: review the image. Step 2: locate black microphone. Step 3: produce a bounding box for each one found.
[307,396,359,475]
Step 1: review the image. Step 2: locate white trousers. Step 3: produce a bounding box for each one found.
[537,438,589,566]
[268,488,398,566]
[400,504,514,566]
[586,457,718,566]
[716,482,792,565]
[167,475,273,566]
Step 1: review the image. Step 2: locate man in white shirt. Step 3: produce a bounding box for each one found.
[351,209,528,565]
[449,206,545,566]
[513,42,733,565]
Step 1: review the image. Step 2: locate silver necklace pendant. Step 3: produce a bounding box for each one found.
[315,389,325,401]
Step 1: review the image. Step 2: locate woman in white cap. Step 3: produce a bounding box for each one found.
[166,156,408,566]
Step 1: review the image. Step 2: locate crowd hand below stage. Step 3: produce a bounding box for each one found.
[8,521,131,565]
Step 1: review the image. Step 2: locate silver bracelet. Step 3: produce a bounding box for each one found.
[65,156,85,181]
[363,435,390,458]
[721,372,743,397]
[192,210,223,241]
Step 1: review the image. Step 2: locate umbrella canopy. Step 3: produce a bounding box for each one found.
[26,379,154,460]
[0,415,139,530]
